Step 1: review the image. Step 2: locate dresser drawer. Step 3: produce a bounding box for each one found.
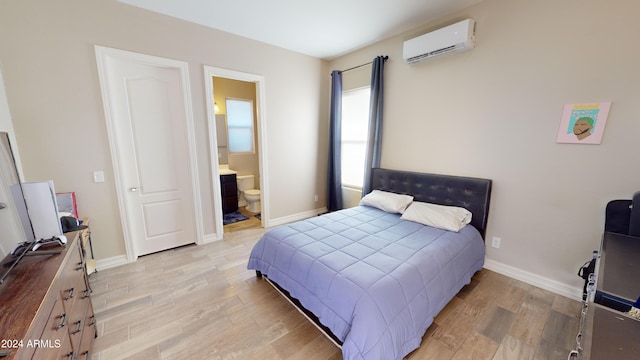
[68,291,92,350]
[59,241,85,313]
[30,299,73,360]
[74,307,96,360]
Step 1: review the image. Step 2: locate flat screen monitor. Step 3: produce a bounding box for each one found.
[0,131,35,284]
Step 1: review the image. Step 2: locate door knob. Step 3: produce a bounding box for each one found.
[0,203,6,209]
[129,187,139,192]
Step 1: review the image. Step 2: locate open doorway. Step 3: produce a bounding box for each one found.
[204,66,268,239]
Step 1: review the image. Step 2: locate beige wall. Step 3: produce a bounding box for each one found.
[0,70,22,175]
[0,0,329,261]
[330,0,640,296]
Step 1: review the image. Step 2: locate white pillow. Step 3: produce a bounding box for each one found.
[401,201,472,232]
[359,190,414,214]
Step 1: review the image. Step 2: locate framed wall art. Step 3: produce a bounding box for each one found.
[556,101,611,144]
[56,192,78,218]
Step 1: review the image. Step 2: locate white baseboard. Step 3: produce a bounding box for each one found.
[484,259,583,301]
[268,207,328,227]
[201,233,222,244]
[95,255,128,271]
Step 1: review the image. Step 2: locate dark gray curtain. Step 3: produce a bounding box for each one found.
[327,70,343,211]
[362,56,387,196]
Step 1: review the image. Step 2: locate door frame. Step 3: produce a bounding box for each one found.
[95,46,204,263]
[203,66,269,240]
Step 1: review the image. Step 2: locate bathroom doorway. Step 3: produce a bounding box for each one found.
[204,66,268,239]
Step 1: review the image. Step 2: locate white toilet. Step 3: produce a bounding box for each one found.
[236,174,261,213]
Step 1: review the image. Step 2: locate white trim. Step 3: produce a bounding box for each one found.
[95,255,128,271]
[268,207,327,227]
[203,66,270,240]
[483,258,583,301]
[201,233,221,244]
[203,66,224,241]
[95,45,203,263]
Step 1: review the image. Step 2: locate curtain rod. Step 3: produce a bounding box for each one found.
[336,55,389,74]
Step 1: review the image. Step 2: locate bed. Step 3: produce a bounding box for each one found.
[247,168,492,360]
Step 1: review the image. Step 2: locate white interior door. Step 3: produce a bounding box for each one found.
[96,47,198,259]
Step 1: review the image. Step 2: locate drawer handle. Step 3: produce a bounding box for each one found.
[81,289,91,299]
[55,313,67,330]
[88,315,96,327]
[64,351,75,359]
[76,261,84,271]
[64,287,75,300]
[72,320,83,335]
[80,350,90,359]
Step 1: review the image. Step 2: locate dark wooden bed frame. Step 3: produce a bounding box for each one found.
[256,167,493,348]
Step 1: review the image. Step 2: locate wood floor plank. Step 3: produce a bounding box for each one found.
[477,305,515,344]
[99,320,183,360]
[406,335,455,359]
[494,283,529,313]
[509,296,551,346]
[451,332,499,360]
[492,335,536,360]
[551,293,582,318]
[110,295,176,337]
[509,299,549,346]
[270,321,322,359]
[215,320,291,359]
[540,310,579,350]
[241,344,284,360]
[433,296,463,325]
[432,310,477,352]
[121,345,161,360]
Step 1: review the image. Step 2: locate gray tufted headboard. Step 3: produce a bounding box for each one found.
[370,168,493,239]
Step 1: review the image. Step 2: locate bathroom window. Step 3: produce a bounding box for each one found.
[226,98,255,153]
[341,87,370,188]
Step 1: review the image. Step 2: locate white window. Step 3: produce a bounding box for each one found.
[341,87,370,188]
[226,98,255,153]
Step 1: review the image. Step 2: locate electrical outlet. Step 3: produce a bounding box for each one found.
[491,236,501,249]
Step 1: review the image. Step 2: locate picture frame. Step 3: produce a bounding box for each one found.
[56,192,78,218]
[556,101,611,144]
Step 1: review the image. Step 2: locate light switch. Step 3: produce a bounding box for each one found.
[93,171,105,183]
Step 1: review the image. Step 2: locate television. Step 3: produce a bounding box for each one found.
[0,132,35,284]
[0,132,69,285]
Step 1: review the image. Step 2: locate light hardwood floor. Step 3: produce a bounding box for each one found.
[90,225,581,360]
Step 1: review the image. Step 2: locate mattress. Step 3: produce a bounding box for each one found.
[247,205,485,360]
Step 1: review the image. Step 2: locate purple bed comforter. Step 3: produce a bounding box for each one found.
[247,205,485,360]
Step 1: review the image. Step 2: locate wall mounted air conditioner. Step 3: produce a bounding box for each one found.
[403,19,476,64]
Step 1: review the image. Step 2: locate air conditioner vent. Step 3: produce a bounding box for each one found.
[403,19,475,64]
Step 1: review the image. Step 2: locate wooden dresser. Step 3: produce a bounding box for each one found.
[0,227,96,360]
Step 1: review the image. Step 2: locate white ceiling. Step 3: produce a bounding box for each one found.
[117,0,482,60]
